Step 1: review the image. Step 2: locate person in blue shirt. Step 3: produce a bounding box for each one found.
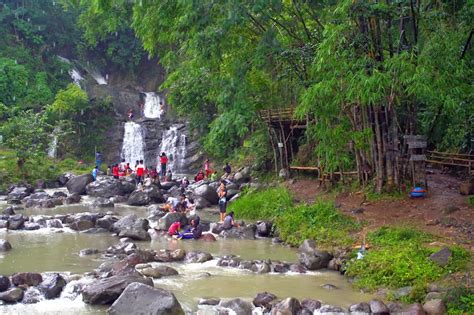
[92,166,99,181]
[95,151,102,169]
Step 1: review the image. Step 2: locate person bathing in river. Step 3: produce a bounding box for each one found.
[176,216,202,240]
[222,211,239,230]
[217,180,227,222]
[167,220,181,237]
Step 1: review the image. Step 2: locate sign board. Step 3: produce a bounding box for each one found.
[278,142,284,148]
[410,154,426,161]
[407,141,427,149]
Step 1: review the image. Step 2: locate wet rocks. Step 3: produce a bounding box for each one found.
[86,177,124,198]
[199,298,221,306]
[80,248,100,256]
[2,207,15,215]
[219,298,253,315]
[138,267,162,278]
[256,221,273,237]
[219,224,256,240]
[154,249,186,262]
[82,272,154,305]
[194,184,219,204]
[321,283,338,290]
[65,193,81,204]
[319,304,345,313]
[253,292,277,309]
[108,282,183,315]
[200,233,217,242]
[92,197,114,208]
[70,218,95,231]
[22,287,43,304]
[0,287,24,303]
[96,215,118,230]
[349,302,371,313]
[38,273,66,299]
[0,276,10,292]
[157,212,188,231]
[7,185,33,201]
[369,299,390,314]
[0,239,12,252]
[272,297,301,315]
[301,299,322,313]
[117,218,150,241]
[46,219,63,229]
[298,239,332,270]
[429,247,452,267]
[8,214,25,230]
[138,265,178,278]
[184,251,213,263]
[66,174,94,195]
[11,272,43,286]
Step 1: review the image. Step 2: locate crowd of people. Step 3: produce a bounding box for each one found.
[92,152,239,239]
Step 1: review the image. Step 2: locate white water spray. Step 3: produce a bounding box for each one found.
[121,122,145,165]
[69,69,84,87]
[143,92,164,119]
[159,125,187,172]
[47,127,60,158]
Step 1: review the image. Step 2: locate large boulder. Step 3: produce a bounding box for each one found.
[97,215,118,230]
[108,282,183,315]
[219,225,256,240]
[92,197,115,208]
[301,299,322,313]
[429,247,452,267]
[272,297,301,315]
[298,240,332,270]
[370,299,390,314]
[0,275,10,292]
[349,302,371,313]
[0,287,24,303]
[253,292,277,309]
[157,213,188,231]
[66,174,94,195]
[194,184,219,204]
[143,185,165,203]
[118,218,150,241]
[38,273,66,299]
[0,239,12,251]
[7,186,33,201]
[127,190,150,206]
[256,221,273,237]
[184,251,213,263]
[65,193,81,204]
[86,177,124,198]
[82,273,153,305]
[423,299,446,315]
[70,219,95,231]
[11,272,43,286]
[8,214,25,230]
[219,298,253,315]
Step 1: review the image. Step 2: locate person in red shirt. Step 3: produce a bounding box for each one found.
[112,164,119,179]
[168,221,181,236]
[204,159,211,178]
[136,159,145,185]
[159,152,168,179]
[194,170,205,182]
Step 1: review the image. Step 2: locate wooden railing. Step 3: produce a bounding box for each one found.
[426,151,473,175]
[259,107,298,123]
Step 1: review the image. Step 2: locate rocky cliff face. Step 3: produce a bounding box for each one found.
[78,58,202,172]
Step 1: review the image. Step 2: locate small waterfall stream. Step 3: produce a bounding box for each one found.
[69,69,84,87]
[121,122,145,164]
[143,92,164,119]
[159,124,187,173]
[47,127,60,158]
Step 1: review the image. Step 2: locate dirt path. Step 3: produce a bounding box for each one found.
[285,169,473,250]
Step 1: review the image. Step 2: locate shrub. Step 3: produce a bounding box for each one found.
[228,187,293,220]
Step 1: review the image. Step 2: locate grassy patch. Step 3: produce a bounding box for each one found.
[0,148,92,191]
[276,200,361,247]
[445,287,474,315]
[345,226,471,302]
[229,187,360,247]
[228,187,293,220]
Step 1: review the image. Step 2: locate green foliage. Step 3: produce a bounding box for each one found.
[445,287,474,315]
[229,187,293,220]
[47,83,88,120]
[229,187,359,247]
[345,227,471,300]
[276,200,361,247]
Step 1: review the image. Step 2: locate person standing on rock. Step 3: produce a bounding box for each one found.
[223,162,231,179]
[119,158,127,172]
[112,164,119,179]
[95,151,102,169]
[136,160,145,185]
[92,166,99,181]
[204,159,211,178]
[218,180,227,222]
[159,152,168,179]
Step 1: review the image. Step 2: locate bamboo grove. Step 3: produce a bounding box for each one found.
[77,0,473,192]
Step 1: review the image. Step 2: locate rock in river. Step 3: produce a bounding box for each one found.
[82,272,153,305]
[0,239,12,252]
[38,273,66,299]
[113,215,150,241]
[86,177,124,198]
[272,297,302,315]
[108,282,183,315]
[219,298,253,315]
[11,272,43,286]
[0,287,24,303]
[0,276,10,292]
[66,174,94,195]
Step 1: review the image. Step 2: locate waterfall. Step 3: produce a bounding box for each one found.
[143,92,164,119]
[69,69,84,87]
[121,122,145,165]
[47,127,60,158]
[159,124,187,173]
[90,69,107,85]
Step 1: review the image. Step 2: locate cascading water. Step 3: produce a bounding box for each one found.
[121,122,145,165]
[143,92,164,119]
[90,69,107,85]
[69,69,84,87]
[159,124,187,173]
[47,127,60,158]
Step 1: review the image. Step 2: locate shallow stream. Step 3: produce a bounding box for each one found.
[0,195,374,314]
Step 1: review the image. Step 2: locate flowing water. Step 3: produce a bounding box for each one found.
[159,125,187,173]
[0,199,375,314]
[47,127,61,159]
[121,122,145,165]
[143,92,164,119]
[70,69,84,87]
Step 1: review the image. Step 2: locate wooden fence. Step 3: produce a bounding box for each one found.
[426,151,473,175]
